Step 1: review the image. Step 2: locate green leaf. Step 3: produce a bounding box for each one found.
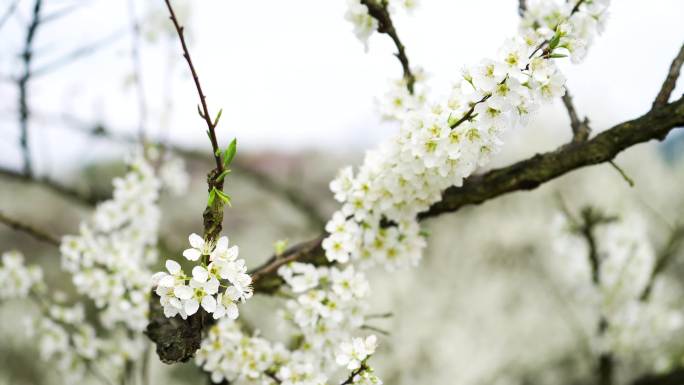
[207,187,217,206]
[215,189,232,206]
[216,169,232,182]
[548,53,567,59]
[223,138,237,167]
[213,108,223,126]
[548,30,562,50]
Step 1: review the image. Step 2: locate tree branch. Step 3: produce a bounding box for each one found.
[250,96,684,293]
[653,42,684,109]
[0,210,60,246]
[163,0,223,173]
[361,0,416,93]
[147,0,232,364]
[421,96,684,219]
[18,0,43,178]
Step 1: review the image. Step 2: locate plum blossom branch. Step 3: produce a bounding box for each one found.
[252,94,684,294]
[423,95,684,219]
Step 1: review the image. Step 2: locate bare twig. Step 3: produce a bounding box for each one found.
[652,42,684,109]
[561,91,591,142]
[18,0,43,177]
[607,160,634,187]
[163,0,223,172]
[0,210,60,246]
[0,0,20,33]
[361,0,416,93]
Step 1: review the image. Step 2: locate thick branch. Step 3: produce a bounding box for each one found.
[361,0,416,93]
[653,42,684,109]
[420,96,684,219]
[0,210,60,246]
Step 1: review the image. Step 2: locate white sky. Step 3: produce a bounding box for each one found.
[0,0,683,174]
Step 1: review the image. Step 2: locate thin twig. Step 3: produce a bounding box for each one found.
[361,0,416,93]
[18,0,43,178]
[653,42,684,109]
[0,0,20,33]
[608,160,635,187]
[0,210,60,246]
[340,362,369,385]
[163,0,223,172]
[561,91,591,142]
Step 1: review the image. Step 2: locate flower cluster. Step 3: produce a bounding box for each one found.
[196,318,288,384]
[152,234,253,320]
[336,335,377,370]
[326,0,611,270]
[344,0,419,49]
[279,264,370,361]
[0,250,43,300]
[60,150,163,331]
[195,262,380,384]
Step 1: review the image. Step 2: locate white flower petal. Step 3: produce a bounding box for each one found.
[165,259,181,275]
[204,278,220,295]
[183,248,201,261]
[192,266,209,282]
[184,299,199,315]
[174,285,193,300]
[226,302,239,319]
[201,295,217,313]
[188,233,205,249]
[215,236,229,252]
[158,275,175,288]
